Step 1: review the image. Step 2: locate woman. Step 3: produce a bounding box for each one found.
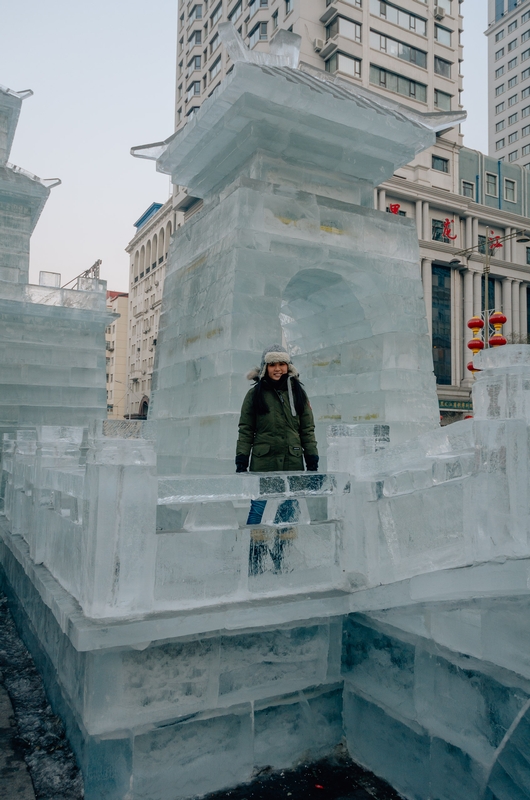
[235,344,319,523]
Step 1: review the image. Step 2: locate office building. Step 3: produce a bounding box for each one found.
[486,0,530,167]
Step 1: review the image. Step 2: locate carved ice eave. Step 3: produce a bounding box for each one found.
[131,59,466,198]
[0,84,33,166]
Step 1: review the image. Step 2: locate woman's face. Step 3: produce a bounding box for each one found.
[267,362,288,381]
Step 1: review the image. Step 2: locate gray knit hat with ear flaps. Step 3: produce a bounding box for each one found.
[246,343,299,416]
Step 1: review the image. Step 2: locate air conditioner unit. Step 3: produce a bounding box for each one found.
[154,280,159,286]
[313,38,324,52]
[434,6,445,19]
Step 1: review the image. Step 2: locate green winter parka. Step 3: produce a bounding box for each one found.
[236,379,318,472]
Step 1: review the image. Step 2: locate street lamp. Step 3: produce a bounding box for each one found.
[448,228,530,350]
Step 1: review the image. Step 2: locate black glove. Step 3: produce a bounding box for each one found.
[305,454,319,472]
[235,454,249,473]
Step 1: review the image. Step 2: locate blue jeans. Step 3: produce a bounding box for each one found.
[247,499,267,524]
[246,498,298,525]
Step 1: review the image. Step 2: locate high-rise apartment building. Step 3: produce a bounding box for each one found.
[486,0,530,166]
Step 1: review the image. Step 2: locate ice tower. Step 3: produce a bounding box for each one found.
[133,27,465,474]
[0,85,108,464]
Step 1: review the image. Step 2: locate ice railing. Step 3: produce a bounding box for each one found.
[0,277,107,311]
[0,421,351,620]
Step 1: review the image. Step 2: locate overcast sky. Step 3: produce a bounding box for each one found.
[1,0,488,292]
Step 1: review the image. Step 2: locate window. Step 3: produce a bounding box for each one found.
[485,173,498,196]
[186,80,201,101]
[432,266,451,385]
[496,66,505,78]
[509,131,519,142]
[527,246,530,265]
[210,2,222,26]
[370,31,426,67]
[523,48,530,61]
[524,105,530,116]
[369,64,426,101]
[434,89,451,110]
[509,150,519,161]
[370,0,427,36]
[505,178,517,201]
[496,47,505,60]
[508,57,518,70]
[327,52,361,78]
[508,39,518,51]
[508,76,518,87]
[209,55,221,80]
[210,31,220,53]
[496,120,505,131]
[432,155,449,172]
[523,29,530,42]
[249,0,268,19]
[523,125,530,136]
[249,21,267,46]
[189,4,202,22]
[432,219,451,242]
[435,25,452,46]
[462,180,474,198]
[496,29,505,41]
[272,10,278,28]
[436,0,451,12]
[509,20,518,32]
[229,1,242,22]
[187,55,201,76]
[434,56,451,77]
[509,93,518,105]
[509,112,518,124]
[496,83,505,95]
[523,87,530,99]
[478,235,486,255]
[522,67,530,79]
[187,29,201,47]
[523,10,530,23]
[496,101,505,113]
[496,138,506,149]
[328,17,362,43]
[285,0,292,13]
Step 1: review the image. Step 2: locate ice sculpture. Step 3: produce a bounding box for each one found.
[0,85,108,473]
[6,43,530,800]
[132,57,464,474]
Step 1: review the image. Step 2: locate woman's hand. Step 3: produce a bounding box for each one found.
[235,454,249,473]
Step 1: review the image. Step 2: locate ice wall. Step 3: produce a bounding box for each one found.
[133,58,465,474]
[0,84,108,472]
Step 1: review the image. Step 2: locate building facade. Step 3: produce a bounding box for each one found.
[487,0,530,167]
[125,199,176,418]
[105,291,129,419]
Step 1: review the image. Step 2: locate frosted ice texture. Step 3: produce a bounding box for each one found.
[0,84,108,466]
[219,24,301,69]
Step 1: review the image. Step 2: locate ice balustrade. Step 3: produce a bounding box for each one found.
[1,421,352,619]
[4,349,530,621]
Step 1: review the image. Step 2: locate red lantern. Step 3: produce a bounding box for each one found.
[467,316,484,336]
[489,311,507,328]
[489,333,507,347]
[467,361,481,373]
[467,338,484,352]
[389,203,400,214]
